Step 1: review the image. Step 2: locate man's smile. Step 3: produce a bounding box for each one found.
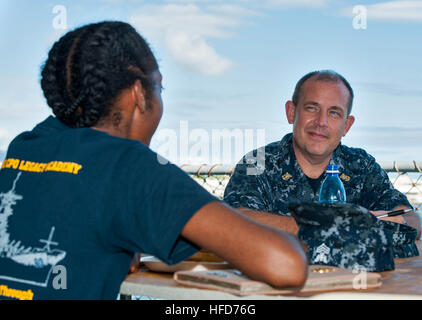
[307,130,329,140]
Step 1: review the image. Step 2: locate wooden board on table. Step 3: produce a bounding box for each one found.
[174,265,382,296]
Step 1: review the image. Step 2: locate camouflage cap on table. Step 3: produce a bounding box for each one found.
[288,202,419,272]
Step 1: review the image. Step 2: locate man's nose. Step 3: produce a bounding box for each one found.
[316,111,328,127]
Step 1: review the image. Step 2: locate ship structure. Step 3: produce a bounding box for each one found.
[0,172,66,287]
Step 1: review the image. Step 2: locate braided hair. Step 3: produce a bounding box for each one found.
[41,21,159,128]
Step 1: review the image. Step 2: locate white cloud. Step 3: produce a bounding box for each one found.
[129,4,254,75]
[99,0,144,2]
[128,0,333,75]
[206,4,261,16]
[263,0,329,8]
[369,1,422,21]
[166,0,219,2]
[0,74,51,156]
[165,30,232,75]
[168,0,330,8]
[0,128,12,152]
[131,4,242,38]
[343,1,422,22]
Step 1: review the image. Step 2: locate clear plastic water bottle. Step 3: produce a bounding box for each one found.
[318,164,346,204]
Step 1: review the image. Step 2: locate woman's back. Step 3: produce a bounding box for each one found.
[0,21,307,300]
[0,114,220,299]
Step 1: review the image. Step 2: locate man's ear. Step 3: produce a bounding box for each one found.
[132,80,146,113]
[285,101,296,124]
[343,115,355,137]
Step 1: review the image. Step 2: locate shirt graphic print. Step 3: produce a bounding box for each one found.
[0,172,66,288]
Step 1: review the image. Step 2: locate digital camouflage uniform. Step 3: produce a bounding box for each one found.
[224,133,411,215]
[224,133,418,271]
[288,202,419,272]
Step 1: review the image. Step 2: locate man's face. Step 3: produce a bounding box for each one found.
[285,78,355,162]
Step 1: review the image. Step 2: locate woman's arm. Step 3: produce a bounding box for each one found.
[181,201,308,288]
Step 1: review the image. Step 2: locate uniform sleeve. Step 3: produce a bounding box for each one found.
[223,158,272,212]
[361,157,411,211]
[109,146,219,265]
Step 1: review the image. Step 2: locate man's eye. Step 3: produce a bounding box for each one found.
[305,106,316,111]
[330,111,341,117]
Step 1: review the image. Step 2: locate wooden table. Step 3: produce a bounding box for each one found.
[120,241,422,300]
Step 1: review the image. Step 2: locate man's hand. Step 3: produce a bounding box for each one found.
[371,205,421,240]
[370,210,405,224]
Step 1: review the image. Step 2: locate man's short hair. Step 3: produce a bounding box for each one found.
[292,70,354,116]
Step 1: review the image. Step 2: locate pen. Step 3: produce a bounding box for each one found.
[376,208,413,219]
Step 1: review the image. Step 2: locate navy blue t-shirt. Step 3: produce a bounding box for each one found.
[0,116,217,300]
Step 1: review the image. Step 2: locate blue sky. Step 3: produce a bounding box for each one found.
[0,0,421,164]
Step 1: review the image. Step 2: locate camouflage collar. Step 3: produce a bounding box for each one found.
[278,132,345,178]
[331,142,345,173]
[278,133,307,181]
[278,133,293,159]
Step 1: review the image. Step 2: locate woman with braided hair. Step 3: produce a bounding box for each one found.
[0,21,307,299]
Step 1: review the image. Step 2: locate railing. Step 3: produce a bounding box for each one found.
[181,162,422,212]
[1,160,421,211]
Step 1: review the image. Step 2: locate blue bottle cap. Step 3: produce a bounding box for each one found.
[326,164,339,173]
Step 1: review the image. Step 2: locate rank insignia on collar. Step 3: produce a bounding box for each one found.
[314,243,330,264]
[282,172,292,181]
[340,173,350,182]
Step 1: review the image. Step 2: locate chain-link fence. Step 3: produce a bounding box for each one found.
[380,161,422,213]
[181,162,422,212]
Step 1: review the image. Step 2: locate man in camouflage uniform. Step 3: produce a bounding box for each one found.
[224,70,421,238]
